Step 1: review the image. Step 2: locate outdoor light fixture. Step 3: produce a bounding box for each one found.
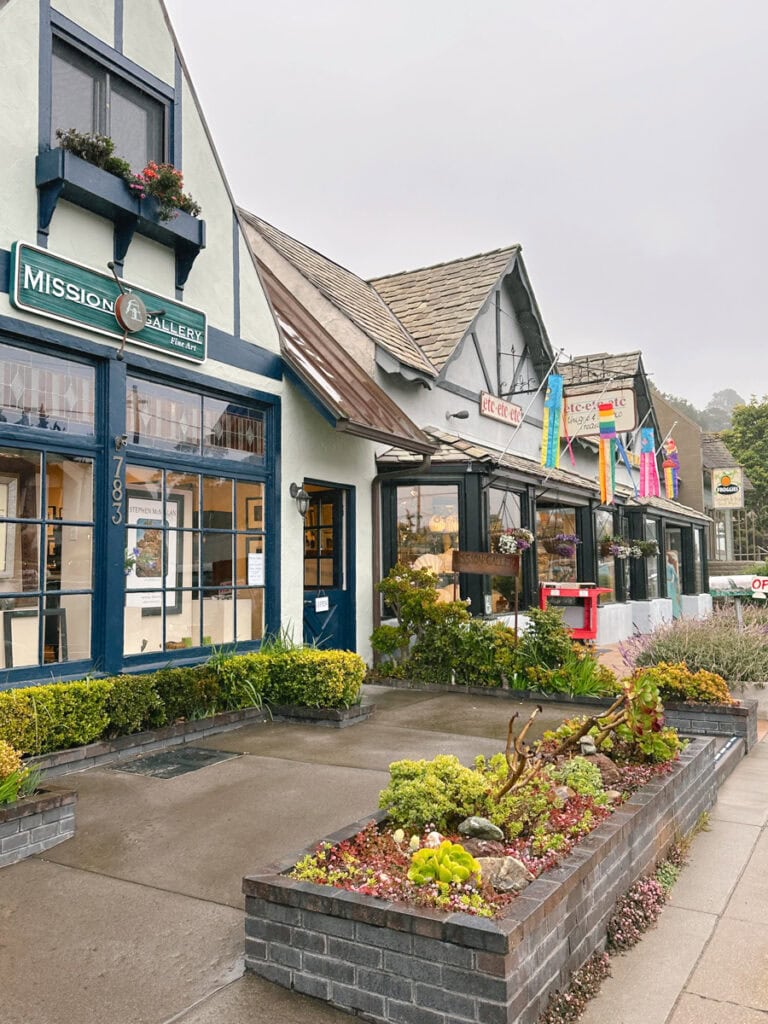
[445,409,470,420]
[289,482,310,517]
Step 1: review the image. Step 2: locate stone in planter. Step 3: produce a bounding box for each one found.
[458,815,505,842]
[476,855,535,892]
[0,788,76,868]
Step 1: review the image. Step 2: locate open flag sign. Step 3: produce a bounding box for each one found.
[750,577,768,598]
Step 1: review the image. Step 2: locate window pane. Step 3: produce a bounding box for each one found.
[644,517,660,599]
[489,488,522,613]
[166,472,199,521]
[665,527,683,618]
[2,609,38,668]
[126,465,162,503]
[536,506,578,584]
[126,378,202,453]
[110,77,165,167]
[395,484,460,602]
[202,532,232,589]
[46,454,94,523]
[237,481,264,532]
[0,345,95,435]
[204,592,234,646]
[236,533,263,586]
[236,589,265,642]
[47,526,92,591]
[203,398,265,462]
[0,449,40,523]
[202,476,232,529]
[693,529,703,593]
[595,509,617,603]
[52,46,99,139]
[164,594,201,651]
[57,593,91,662]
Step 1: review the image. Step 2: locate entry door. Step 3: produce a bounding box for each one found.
[302,484,354,650]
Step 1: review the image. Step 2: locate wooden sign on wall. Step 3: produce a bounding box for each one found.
[452,551,519,576]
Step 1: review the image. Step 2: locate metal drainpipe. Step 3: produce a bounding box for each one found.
[371,456,432,630]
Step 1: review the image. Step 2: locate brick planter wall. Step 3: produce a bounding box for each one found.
[243,737,716,1024]
[0,789,76,868]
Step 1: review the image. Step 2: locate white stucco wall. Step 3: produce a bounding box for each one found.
[122,0,175,84]
[280,383,377,661]
[52,0,113,46]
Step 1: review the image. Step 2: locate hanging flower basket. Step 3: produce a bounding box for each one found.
[635,539,660,558]
[599,536,643,559]
[542,533,581,558]
[497,527,534,554]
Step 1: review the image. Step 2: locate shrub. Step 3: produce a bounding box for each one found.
[632,662,734,705]
[379,755,488,832]
[105,674,165,735]
[623,609,768,683]
[0,681,113,755]
[210,651,273,709]
[265,649,364,708]
[515,607,573,671]
[151,666,220,723]
[547,756,607,800]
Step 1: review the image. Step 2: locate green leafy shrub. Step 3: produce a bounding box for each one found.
[56,128,132,179]
[151,666,220,723]
[547,756,607,799]
[631,662,734,705]
[408,840,480,886]
[515,607,574,670]
[265,649,364,708]
[0,739,39,805]
[379,755,488,832]
[104,674,165,735]
[0,681,113,755]
[208,651,273,709]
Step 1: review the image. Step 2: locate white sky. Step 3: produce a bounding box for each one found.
[164,0,767,409]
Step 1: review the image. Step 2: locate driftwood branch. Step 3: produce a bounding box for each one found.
[494,705,543,800]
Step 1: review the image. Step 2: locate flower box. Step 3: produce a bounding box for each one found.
[0,788,76,868]
[35,148,206,288]
[243,737,717,1024]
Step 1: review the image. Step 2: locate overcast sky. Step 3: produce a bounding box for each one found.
[164,0,766,409]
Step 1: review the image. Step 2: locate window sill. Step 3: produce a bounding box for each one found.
[35,148,206,289]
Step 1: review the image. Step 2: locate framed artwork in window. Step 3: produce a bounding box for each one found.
[125,491,183,615]
[245,497,263,530]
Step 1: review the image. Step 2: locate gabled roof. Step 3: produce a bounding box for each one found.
[238,211,435,377]
[258,263,435,455]
[557,351,644,388]
[702,433,752,488]
[369,247,519,369]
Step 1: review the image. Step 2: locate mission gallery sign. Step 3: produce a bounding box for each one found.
[10,242,206,363]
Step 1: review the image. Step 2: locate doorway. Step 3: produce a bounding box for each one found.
[301,483,355,650]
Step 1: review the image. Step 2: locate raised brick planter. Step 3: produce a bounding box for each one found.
[0,788,76,868]
[369,679,758,750]
[270,703,374,728]
[243,736,716,1024]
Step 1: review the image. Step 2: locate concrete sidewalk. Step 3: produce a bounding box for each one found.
[1,684,767,1023]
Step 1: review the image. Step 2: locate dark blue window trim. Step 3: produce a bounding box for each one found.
[232,212,241,339]
[173,54,183,169]
[50,9,174,101]
[38,0,53,240]
[0,305,283,385]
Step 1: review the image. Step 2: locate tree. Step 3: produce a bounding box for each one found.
[723,397,768,548]
[655,390,705,427]
[701,389,745,431]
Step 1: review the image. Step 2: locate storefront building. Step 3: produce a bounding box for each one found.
[241,221,713,646]
[0,0,290,686]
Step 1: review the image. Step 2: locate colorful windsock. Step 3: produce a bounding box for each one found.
[639,428,660,497]
[541,374,563,469]
[662,437,680,499]
[598,402,616,504]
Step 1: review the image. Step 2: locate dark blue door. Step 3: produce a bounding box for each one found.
[302,485,354,650]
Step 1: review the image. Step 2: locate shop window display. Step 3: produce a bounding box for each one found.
[536,506,579,583]
[396,484,459,603]
[488,488,523,612]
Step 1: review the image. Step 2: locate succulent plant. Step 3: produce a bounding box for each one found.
[407,840,481,887]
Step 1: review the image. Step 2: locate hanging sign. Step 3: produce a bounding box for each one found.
[10,242,206,363]
[452,551,519,576]
[561,388,636,437]
[712,467,744,509]
[480,392,523,427]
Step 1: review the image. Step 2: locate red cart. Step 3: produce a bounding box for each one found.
[538,582,612,641]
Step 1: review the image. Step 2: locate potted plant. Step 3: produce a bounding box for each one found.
[497,527,534,553]
[635,539,660,558]
[600,536,642,559]
[542,532,581,557]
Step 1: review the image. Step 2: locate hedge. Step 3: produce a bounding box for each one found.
[0,648,365,756]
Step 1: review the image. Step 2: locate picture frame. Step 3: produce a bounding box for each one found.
[245,496,263,530]
[125,490,184,615]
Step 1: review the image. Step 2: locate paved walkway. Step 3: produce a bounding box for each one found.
[1,685,767,1023]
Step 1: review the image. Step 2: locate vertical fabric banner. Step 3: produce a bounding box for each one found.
[663,437,680,499]
[598,402,616,504]
[541,374,563,469]
[639,427,660,497]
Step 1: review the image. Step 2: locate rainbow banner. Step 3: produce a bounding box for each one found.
[541,374,563,469]
[598,402,616,503]
[639,427,660,497]
[663,437,680,499]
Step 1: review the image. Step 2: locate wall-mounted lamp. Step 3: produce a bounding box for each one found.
[289,482,311,517]
[445,409,470,421]
[114,433,128,451]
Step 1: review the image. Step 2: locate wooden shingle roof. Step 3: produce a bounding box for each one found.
[369,247,520,369]
[239,211,435,377]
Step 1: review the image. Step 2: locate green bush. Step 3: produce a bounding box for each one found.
[379,754,488,832]
[150,665,221,722]
[210,652,273,709]
[515,607,574,670]
[632,662,734,705]
[265,649,364,708]
[0,681,113,755]
[104,674,165,735]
